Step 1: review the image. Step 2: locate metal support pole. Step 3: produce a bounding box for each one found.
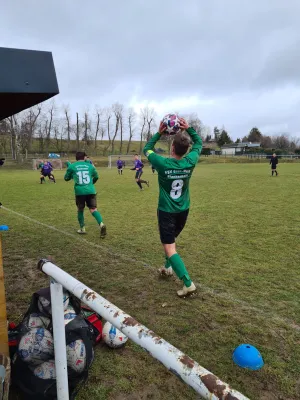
[39,260,249,400]
[50,278,69,400]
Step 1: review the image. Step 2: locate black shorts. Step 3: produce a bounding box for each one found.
[158,209,189,244]
[135,170,143,179]
[41,172,52,178]
[76,194,97,210]
[271,165,277,169]
[117,166,123,170]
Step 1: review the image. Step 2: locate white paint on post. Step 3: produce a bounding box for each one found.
[40,260,249,400]
[50,278,69,400]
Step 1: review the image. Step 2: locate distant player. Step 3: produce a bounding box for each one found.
[144,117,202,298]
[64,151,106,238]
[38,160,44,170]
[0,158,5,167]
[85,156,93,165]
[131,155,149,191]
[40,161,56,184]
[117,157,123,175]
[270,153,279,176]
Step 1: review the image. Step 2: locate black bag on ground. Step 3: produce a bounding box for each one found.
[11,287,96,399]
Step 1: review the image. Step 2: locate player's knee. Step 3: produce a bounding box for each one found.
[89,208,97,213]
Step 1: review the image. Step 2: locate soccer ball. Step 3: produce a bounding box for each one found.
[27,313,51,329]
[18,327,54,365]
[64,305,77,325]
[66,339,90,373]
[162,114,180,135]
[33,360,56,379]
[102,322,128,349]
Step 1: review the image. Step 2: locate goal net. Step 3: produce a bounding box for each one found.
[32,159,63,170]
[108,154,141,169]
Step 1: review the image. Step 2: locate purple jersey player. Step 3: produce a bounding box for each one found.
[131,155,149,191]
[117,158,123,175]
[40,161,56,184]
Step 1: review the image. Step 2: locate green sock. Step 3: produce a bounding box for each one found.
[169,253,192,287]
[92,210,103,225]
[77,211,85,228]
[165,256,171,269]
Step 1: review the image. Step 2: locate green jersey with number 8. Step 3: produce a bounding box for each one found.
[64,161,99,195]
[144,127,202,213]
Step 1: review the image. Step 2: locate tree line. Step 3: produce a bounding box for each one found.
[0,102,210,161]
[206,126,300,152]
[0,102,299,161]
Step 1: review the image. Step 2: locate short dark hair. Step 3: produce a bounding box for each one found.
[76,151,86,161]
[172,132,190,156]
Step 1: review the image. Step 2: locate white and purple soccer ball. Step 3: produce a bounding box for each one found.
[33,360,56,379]
[64,305,77,325]
[27,313,51,329]
[18,327,54,365]
[66,339,90,373]
[162,113,181,135]
[102,322,128,349]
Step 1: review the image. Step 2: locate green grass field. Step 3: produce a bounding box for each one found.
[1,163,300,400]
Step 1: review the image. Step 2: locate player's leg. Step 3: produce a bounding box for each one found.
[50,173,56,183]
[76,196,86,234]
[87,195,106,239]
[121,167,123,175]
[40,173,45,184]
[138,171,149,187]
[275,168,278,176]
[159,210,196,297]
[135,171,143,190]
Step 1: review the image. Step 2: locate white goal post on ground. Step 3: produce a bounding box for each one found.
[32,159,63,170]
[108,154,141,169]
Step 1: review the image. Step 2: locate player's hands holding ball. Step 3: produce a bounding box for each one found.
[159,114,189,135]
[179,117,189,131]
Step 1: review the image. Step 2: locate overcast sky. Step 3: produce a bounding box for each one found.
[2,0,300,139]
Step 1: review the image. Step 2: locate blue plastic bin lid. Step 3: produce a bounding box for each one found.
[232,344,264,370]
[0,225,9,231]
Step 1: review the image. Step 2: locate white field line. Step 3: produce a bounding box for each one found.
[1,204,300,332]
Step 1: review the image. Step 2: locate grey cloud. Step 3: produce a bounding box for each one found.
[1,0,300,138]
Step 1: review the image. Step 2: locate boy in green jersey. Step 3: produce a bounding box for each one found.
[64,151,106,238]
[144,117,202,298]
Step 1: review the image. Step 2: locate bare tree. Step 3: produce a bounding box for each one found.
[0,120,10,155]
[139,106,156,153]
[94,108,103,150]
[53,126,65,153]
[20,105,42,154]
[8,114,21,161]
[127,108,136,154]
[83,111,92,146]
[45,104,55,155]
[146,107,156,142]
[76,112,80,151]
[272,134,290,150]
[111,103,123,155]
[64,106,71,151]
[186,113,204,138]
[103,108,112,155]
[139,108,147,154]
[119,107,124,154]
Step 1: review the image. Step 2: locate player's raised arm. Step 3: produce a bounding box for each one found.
[181,118,202,165]
[143,121,167,171]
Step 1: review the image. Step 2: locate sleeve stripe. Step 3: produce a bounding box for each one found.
[145,150,154,157]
